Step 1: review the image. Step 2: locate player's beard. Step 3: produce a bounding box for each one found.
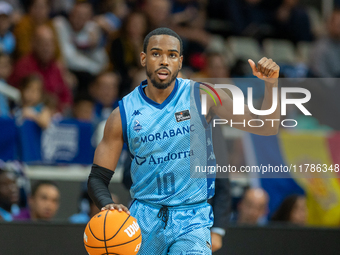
[146,65,179,90]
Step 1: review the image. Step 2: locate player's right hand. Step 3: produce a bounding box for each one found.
[101,203,130,215]
[248,57,280,83]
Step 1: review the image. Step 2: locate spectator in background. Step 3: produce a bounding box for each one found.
[53,1,109,93]
[124,0,142,10]
[94,0,129,40]
[2,0,24,23]
[234,188,269,225]
[205,52,230,78]
[90,71,120,121]
[14,74,53,129]
[0,168,20,221]
[50,0,75,17]
[171,0,206,29]
[0,1,16,55]
[72,94,94,122]
[0,52,12,82]
[15,180,60,221]
[13,0,61,59]
[9,25,72,111]
[309,9,340,77]
[170,0,212,49]
[0,53,13,117]
[271,194,307,226]
[223,0,274,39]
[69,191,119,224]
[274,0,313,43]
[144,0,213,68]
[192,51,230,80]
[109,12,148,95]
[144,0,171,29]
[0,160,31,211]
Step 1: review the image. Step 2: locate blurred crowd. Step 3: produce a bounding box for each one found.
[0,160,121,223]
[0,0,337,246]
[0,160,307,228]
[0,0,338,128]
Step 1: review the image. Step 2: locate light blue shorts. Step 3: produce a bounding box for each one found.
[129,199,213,255]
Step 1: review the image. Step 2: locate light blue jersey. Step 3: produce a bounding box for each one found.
[119,78,216,206]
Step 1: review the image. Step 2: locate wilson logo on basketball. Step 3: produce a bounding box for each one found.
[124,221,140,237]
[134,243,141,252]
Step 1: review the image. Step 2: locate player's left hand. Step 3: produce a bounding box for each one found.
[211,232,223,252]
[248,57,280,84]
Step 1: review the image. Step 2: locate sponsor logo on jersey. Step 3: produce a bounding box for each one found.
[207,138,212,146]
[206,241,212,250]
[208,151,215,160]
[132,110,142,116]
[175,110,191,122]
[135,155,146,165]
[124,221,140,237]
[149,150,194,165]
[133,120,142,132]
[208,181,215,190]
[134,150,194,166]
[139,125,195,143]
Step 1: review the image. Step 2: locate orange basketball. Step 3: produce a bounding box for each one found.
[84,210,142,255]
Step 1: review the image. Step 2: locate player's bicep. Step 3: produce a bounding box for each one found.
[93,107,124,171]
[207,87,256,126]
[206,87,235,120]
[199,83,232,122]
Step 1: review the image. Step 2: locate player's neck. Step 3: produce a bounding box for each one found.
[144,79,176,104]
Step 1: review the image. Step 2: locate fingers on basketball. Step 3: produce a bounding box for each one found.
[102,204,130,214]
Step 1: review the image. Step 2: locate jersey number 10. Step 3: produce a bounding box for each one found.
[157,173,175,195]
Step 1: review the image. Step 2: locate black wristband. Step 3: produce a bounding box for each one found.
[87,164,115,209]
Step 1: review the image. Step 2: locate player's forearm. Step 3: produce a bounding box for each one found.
[93,139,123,171]
[258,81,280,135]
[87,164,115,209]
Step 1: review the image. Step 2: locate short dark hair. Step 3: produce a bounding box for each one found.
[20,74,43,92]
[143,27,183,55]
[0,168,16,180]
[73,93,94,106]
[31,180,59,197]
[96,70,121,84]
[271,194,302,222]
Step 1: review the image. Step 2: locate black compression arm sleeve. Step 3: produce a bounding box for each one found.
[88,164,115,209]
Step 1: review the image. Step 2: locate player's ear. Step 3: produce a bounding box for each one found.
[140,52,146,67]
[179,55,183,70]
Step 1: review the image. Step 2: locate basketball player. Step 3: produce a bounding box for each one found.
[88,27,280,254]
